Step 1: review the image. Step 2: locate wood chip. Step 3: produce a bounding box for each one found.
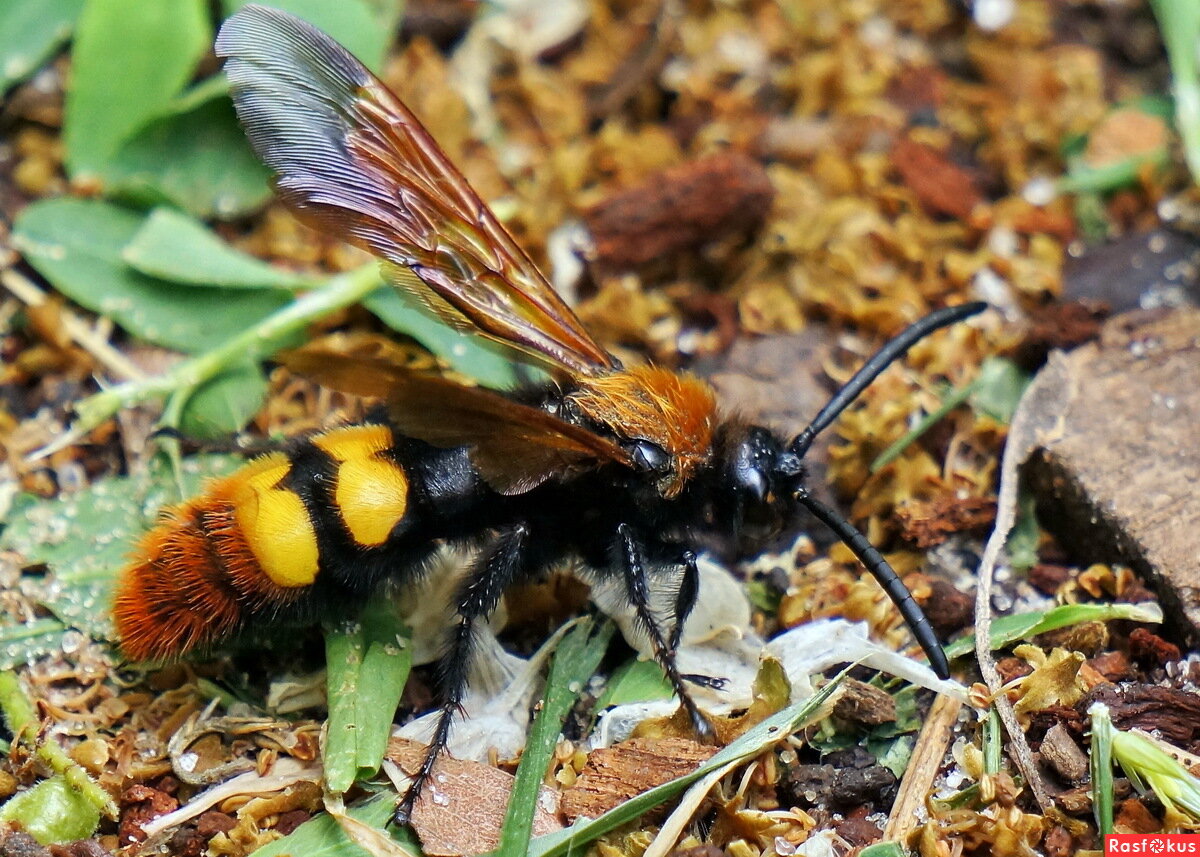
[1039,722,1089,785]
[1082,683,1200,746]
[1024,308,1200,645]
[831,678,897,728]
[560,736,716,821]
[388,739,563,856]
[582,152,774,270]
[890,137,983,219]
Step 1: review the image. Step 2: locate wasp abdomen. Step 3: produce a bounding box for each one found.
[114,423,411,662]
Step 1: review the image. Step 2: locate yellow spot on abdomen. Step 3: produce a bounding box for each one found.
[228,452,320,587]
[314,425,408,547]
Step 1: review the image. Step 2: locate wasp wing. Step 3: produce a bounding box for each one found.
[281,336,632,494]
[216,5,614,378]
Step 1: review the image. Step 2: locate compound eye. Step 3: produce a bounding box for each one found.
[629,440,670,473]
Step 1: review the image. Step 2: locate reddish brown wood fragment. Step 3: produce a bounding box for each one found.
[1128,627,1181,667]
[1083,684,1200,745]
[893,495,996,548]
[1115,798,1160,833]
[1028,563,1073,596]
[919,578,974,637]
[118,784,179,847]
[890,137,983,219]
[560,736,715,821]
[1087,650,1135,682]
[582,152,774,270]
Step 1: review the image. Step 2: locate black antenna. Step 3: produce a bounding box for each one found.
[797,491,951,679]
[790,302,987,458]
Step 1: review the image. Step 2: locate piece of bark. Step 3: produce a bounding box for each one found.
[1087,650,1135,682]
[832,678,897,728]
[919,578,974,637]
[1023,308,1200,645]
[779,763,897,811]
[1128,627,1181,667]
[1082,684,1200,746]
[582,152,774,271]
[388,739,562,856]
[893,495,997,548]
[890,137,983,219]
[1039,723,1089,785]
[560,736,715,821]
[1057,778,1133,815]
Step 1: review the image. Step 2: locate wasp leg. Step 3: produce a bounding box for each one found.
[668,548,699,655]
[394,524,529,826]
[616,524,713,742]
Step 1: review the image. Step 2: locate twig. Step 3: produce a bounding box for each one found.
[883,692,963,842]
[1,267,146,383]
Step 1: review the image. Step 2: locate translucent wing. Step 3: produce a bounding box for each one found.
[280,335,632,494]
[216,5,615,378]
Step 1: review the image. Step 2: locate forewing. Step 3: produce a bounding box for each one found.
[280,339,632,493]
[216,5,614,378]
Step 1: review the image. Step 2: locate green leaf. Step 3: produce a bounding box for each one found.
[498,619,613,857]
[364,288,519,389]
[942,601,1164,662]
[221,0,393,72]
[0,776,101,844]
[0,0,85,91]
[0,454,241,660]
[64,0,210,179]
[107,95,274,219]
[859,843,908,857]
[178,360,268,439]
[249,792,421,857]
[594,657,672,710]
[1089,703,1115,835]
[969,357,1031,424]
[324,601,413,795]
[13,198,291,353]
[124,208,308,289]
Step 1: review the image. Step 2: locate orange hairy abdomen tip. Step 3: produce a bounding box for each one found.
[114,458,312,662]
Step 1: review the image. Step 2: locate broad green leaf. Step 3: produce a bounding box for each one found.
[364,288,519,389]
[594,657,672,710]
[13,198,290,353]
[249,793,421,857]
[178,360,268,439]
[123,208,308,290]
[0,453,241,658]
[0,0,84,91]
[64,0,210,179]
[0,776,101,844]
[107,95,273,219]
[221,0,393,72]
[324,600,412,795]
[499,619,613,857]
[859,843,907,857]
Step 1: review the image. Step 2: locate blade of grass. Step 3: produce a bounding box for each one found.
[983,706,1002,775]
[496,618,614,857]
[1149,0,1200,184]
[942,601,1163,662]
[324,599,413,795]
[507,667,849,857]
[871,380,975,473]
[1089,702,1114,836]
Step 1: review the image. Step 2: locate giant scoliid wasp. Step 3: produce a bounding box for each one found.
[114,4,986,824]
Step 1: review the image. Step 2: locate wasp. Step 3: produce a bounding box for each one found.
[114,4,984,824]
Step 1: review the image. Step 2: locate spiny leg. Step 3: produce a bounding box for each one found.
[616,524,713,740]
[394,524,529,825]
[796,490,950,679]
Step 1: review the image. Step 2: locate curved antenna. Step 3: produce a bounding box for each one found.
[791,302,987,457]
[797,491,951,679]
